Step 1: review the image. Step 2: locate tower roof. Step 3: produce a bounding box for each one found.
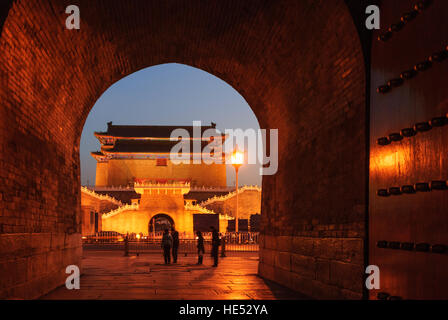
[101,139,215,154]
[94,121,218,139]
[92,122,226,161]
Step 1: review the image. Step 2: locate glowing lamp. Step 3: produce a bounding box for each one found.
[136,234,141,239]
[231,150,244,167]
[230,148,244,234]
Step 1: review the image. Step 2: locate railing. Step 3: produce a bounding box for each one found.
[82,232,259,252]
[80,186,123,206]
[83,185,238,192]
[190,186,235,192]
[102,203,139,219]
[199,185,262,206]
[119,232,258,241]
[128,239,258,253]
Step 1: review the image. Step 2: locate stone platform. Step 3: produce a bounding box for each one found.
[41,250,309,300]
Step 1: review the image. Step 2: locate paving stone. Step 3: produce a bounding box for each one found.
[41,250,306,300]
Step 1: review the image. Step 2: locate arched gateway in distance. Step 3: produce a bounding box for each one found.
[94,122,233,237]
[149,214,175,233]
[102,179,195,237]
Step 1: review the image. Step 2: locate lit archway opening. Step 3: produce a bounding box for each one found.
[149,213,175,233]
[80,63,263,240]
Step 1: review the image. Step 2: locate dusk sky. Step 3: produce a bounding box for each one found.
[80,63,262,187]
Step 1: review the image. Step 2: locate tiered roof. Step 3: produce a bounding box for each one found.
[91,122,225,161]
[101,139,213,154]
[95,122,217,139]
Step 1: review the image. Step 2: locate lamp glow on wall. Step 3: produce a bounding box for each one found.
[231,148,244,233]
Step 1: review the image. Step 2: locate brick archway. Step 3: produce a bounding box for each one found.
[0,0,366,299]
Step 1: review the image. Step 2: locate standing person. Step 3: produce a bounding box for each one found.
[210,226,220,267]
[161,228,173,264]
[196,231,205,265]
[124,232,129,257]
[171,226,179,263]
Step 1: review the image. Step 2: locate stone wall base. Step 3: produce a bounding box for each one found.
[0,233,82,299]
[258,235,364,300]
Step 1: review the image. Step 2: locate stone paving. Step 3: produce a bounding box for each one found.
[41,250,309,300]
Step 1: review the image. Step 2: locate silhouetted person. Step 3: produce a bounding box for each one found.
[171,226,179,263]
[196,231,205,265]
[124,232,129,257]
[210,226,220,267]
[161,228,173,264]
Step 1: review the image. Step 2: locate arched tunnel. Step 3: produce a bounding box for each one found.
[0,0,447,300]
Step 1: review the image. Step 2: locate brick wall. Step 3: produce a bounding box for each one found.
[0,0,366,298]
[0,233,81,299]
[257,0,367,299]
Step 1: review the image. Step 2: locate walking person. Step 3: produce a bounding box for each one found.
[171,226,179,263]
[161,228,173,264]
[196,231,205,265]
[210,226,220,267]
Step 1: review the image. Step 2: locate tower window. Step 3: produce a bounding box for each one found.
[156,158,168,166]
